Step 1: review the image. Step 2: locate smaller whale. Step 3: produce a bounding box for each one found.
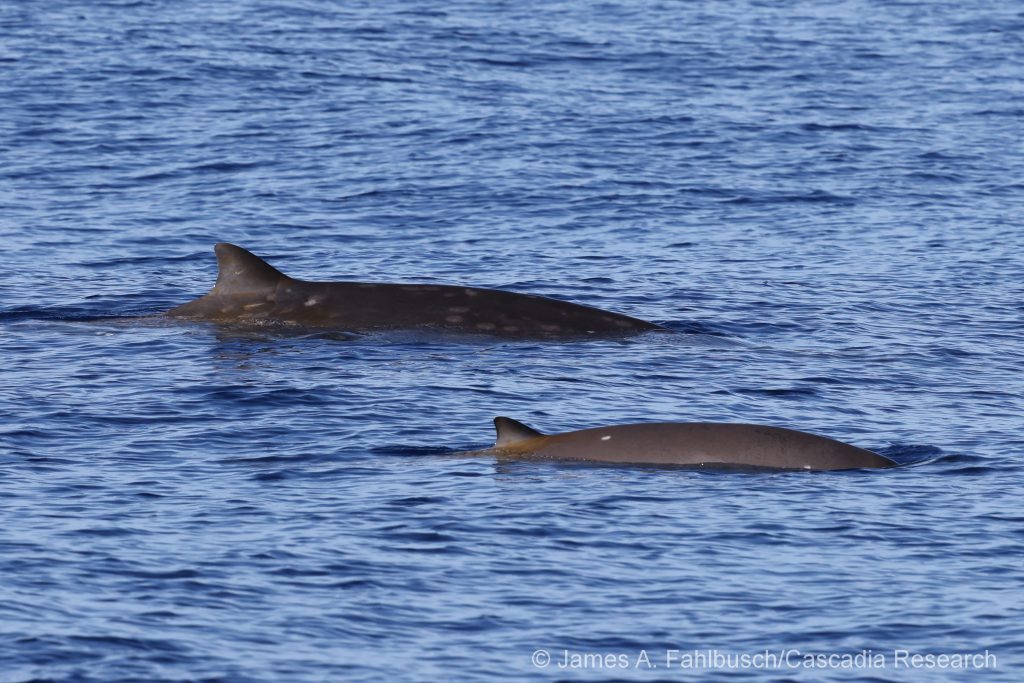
[166,243,664,338]
[472,417,896,471]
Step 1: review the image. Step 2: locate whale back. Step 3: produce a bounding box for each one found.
[165,243,664,336]
[487,419,896,470]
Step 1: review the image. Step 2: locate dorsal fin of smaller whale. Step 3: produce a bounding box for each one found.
[494,417,544,447]
[211,243,289,297]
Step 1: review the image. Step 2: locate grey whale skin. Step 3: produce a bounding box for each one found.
[166,243,664,338]
[476,417,897,471]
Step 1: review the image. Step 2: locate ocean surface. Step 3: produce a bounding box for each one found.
[2,1,1023,681]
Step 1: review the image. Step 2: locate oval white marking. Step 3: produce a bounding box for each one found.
[601,435,611,441]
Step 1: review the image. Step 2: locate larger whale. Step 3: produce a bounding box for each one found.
[166,243,664,338]
[471,417,896,470]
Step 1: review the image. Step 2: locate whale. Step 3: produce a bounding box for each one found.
[471,417,897,470]
[165,243,664,338]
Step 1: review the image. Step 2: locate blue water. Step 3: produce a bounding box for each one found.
[2,1,1023,681]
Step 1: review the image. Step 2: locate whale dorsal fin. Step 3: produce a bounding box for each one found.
[494,417,544,447]
[211,243,288,296]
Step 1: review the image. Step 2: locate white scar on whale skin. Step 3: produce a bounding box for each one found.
[165,243,666,339]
